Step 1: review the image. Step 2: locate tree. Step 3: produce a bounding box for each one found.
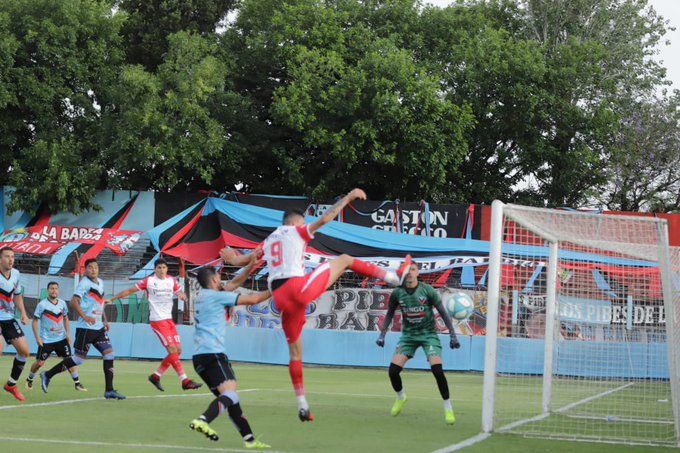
[118,0,236,70]
[222,0,473,200]
[597,94,680,212]
[516,0,672,206]
[0,0,124,214]
[102,31,232,192]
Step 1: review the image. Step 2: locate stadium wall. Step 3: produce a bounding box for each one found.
[1,323,668,378]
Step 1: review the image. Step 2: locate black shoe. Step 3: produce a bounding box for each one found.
[298,408,314,422]
[148,374,164,392]
[182,379,202,390]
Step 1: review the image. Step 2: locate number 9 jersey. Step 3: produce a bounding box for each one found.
[262,225,314,284]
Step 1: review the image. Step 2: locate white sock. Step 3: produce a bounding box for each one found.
[297,395,309,410]
[443,399,452,411]
[397,390,405,400]
[179,373,187,381]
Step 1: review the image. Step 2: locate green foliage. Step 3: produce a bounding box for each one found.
[0,0,124,214]
[118,0,236,70]
[102,31,231,191]
[1,0,677,214]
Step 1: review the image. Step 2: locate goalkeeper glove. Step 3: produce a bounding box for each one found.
[376,335,385,347]
[450,335,460,349]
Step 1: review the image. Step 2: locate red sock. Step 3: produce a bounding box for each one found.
[168,353,187,379]
[156,355,173,376]
[349,259,387,280]
[289,360,304,397]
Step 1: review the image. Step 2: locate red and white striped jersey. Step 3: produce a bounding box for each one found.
[136,275,181,322]
[263,225,314,283]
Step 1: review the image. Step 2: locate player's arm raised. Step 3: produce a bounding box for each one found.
[308,188,367,235]
[376,291,399,347]
[236,290,271,306]
[107,285,139,304]
[223,252,260,292]
[432,289,460,349]
[220,244,262,267]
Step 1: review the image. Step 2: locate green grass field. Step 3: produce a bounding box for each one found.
[0,356,675,452]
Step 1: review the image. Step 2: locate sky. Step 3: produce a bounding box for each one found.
[425,0,680,92]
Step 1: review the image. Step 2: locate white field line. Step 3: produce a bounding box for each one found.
[431,381,637,452]
[0,436,254,452]
[0,388,259,411]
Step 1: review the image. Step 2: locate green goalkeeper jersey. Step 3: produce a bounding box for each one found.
[389,283,440,336]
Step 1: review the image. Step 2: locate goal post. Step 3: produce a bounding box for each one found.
[482,201,680,446]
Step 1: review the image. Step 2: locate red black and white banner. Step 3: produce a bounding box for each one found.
[0,225,142,255]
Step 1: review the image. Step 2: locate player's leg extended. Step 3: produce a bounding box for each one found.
[325,254,412,289]
[44,328,88,392]
[426,337,454,425]
[190,360,270,449]
[149,321,201,391]
[4,336,29,401]
[389,353,409,416]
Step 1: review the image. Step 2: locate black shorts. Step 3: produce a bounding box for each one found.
[74,327,111,356]
[193,353,236,396]
[0,319,24,343]
[37,339,72,362]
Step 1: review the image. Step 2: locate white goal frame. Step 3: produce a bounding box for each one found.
[481,200,680,446]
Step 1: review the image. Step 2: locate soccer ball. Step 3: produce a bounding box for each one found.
[443,292,474,321]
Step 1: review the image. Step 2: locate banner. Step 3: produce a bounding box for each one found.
[224,287,486,335]
[0,225,142,255]
[314,201,475,238]
[519,294,666,326]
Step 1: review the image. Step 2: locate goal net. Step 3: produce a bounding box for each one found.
[482,202,680,446]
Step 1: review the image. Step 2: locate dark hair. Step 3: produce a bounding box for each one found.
[47,281,59,289]
[282,209,304,224]
[197,267,217,289]
[0,246,13,255]
[84,258,98,268]
[154,257,168,267]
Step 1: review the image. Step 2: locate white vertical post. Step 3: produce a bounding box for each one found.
[656,221,680,445]
[542,241,558,414]
[482,200,504,433]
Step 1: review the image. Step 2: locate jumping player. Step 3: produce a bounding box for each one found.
[0,247,30,401]
[26,282,85,391]
[107,257,201,391]
[222,188,412,422]
[188,263,271,450]
[376,263,460,424]
[41,258,125,399]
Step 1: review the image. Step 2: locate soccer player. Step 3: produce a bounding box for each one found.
[107,258,201,391]
[222,188,412,422]
[26,281,85,391]
[188,264,271,450]
[376,262,461,425]
[40,258,125,399]
[0,246,30,401]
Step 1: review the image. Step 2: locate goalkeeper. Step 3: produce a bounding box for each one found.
[376,263,460,425]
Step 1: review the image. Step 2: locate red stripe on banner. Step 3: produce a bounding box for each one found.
[160,206,206,253]
[480,205,491,241]
[76,198,138,274]
[220,231,260,249]
[164,238,226,265]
